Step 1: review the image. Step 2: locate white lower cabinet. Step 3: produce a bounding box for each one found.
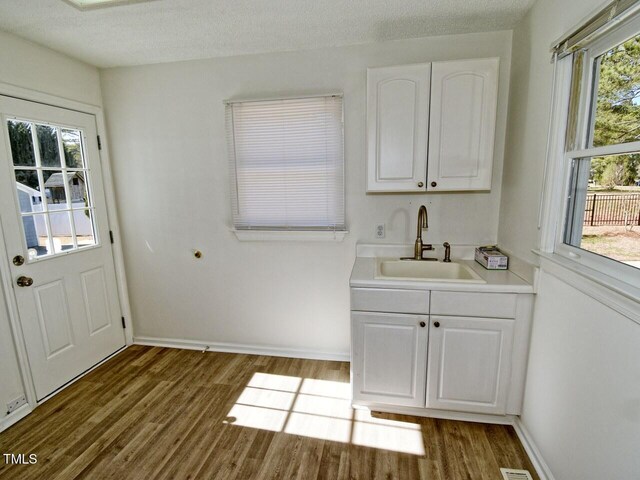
[351,287,531,418]
[425,315,514,414]
[352,311,428,407]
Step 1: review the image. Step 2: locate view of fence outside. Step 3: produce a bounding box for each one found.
[31,201,94,236]
[583,193,640,226]
[580,190,640,266]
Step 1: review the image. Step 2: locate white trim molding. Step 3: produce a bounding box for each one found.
[535,251,640,325]
[0,220,38,412]
[513,418,556,480]
[538,55,572,252]
[232,229,347,242]
[0,403,32,433]
[134,336,350,362]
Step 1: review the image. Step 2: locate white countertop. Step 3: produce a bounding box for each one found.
[350,244,534,294]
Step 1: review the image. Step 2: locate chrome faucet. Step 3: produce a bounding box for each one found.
[402,205,436,261]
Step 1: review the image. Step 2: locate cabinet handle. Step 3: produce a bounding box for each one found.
[417,182,424,188]
[419,321,426,328]
[433,321,440,328]
[431,181,437,188]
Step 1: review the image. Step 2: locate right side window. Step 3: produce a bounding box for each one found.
[563,31,640,272]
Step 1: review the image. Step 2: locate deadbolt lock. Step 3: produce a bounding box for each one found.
[13,255,25,266]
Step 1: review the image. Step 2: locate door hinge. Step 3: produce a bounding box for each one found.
[121,317,126,329]
[109,230,114,244]
[97,135,102,150]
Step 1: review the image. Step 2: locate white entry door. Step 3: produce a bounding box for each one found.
[0,96,125,401]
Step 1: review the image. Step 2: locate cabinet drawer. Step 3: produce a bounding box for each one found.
[351,288,429,314]
[430,291,517,318]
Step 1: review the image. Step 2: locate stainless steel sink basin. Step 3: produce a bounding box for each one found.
[375,258,486,283]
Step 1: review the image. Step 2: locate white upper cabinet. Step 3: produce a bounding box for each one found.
[366,63,431,192]
[366,58,499,192]
[427,58,499,191]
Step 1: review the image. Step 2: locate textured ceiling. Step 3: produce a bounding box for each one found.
[0,0,535,68]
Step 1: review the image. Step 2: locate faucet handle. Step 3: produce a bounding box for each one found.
[422,244,434,251]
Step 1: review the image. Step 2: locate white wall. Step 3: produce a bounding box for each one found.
[100,30,513,356]
[0,30,102,107]
[499,0,640,478]
[0,29,102,422]
[523,270,640,479]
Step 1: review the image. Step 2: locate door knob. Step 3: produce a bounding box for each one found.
[16,276,33,287]
[417,182,424,188]
[433,321,440,328]
[419,321,426,328]
[431,181,437,187]
[13,255,25,266]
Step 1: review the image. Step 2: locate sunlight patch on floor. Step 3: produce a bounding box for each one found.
[225,372,425,455]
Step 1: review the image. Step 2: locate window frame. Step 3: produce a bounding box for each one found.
[225,94,347,242]
[542,15,640,294]
[6,116,100,261]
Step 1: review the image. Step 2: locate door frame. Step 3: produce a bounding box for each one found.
[0,82,133,413]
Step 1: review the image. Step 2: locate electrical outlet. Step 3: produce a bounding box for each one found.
[6,395,27,414]
[375,223,385,239]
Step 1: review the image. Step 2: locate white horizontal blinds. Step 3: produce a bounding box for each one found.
[227,95,345,230]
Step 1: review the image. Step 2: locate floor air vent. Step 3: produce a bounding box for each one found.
[500,468,533,480]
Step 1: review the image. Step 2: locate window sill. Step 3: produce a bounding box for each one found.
[532,249,640,325]
[232,229,348,242]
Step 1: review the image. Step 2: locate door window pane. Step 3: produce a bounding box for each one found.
[15,170,43,213]
[15,170,42,213]
[23,214,51,258]
[49,211,75,254]
[15,169,39,190]
[591,34,640,148]
[69,172,89,207]
[42,170,69,207]
[564,154,640,268]
[75,209,96,248]
[36,125,61,167]
[8,120,36,166]
[61,129,84,168]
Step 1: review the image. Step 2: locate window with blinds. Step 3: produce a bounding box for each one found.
[226,95,345,231]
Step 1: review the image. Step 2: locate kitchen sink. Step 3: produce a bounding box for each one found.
[375,258,486,283]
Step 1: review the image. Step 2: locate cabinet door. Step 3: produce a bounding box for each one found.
[427,58,499,191]
[426,315,513,414]
[366,64,431,192]
[352,312,428,407]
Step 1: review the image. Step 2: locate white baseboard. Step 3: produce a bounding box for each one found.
[513,418,555,480]
[0,403,32,433]
[133,336,350,362]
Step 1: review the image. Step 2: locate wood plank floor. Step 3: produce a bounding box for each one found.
[0,346,539,480]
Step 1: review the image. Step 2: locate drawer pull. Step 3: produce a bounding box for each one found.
[433,321,440,328]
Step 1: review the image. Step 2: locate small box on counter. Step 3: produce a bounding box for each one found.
[475,246,509,270]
